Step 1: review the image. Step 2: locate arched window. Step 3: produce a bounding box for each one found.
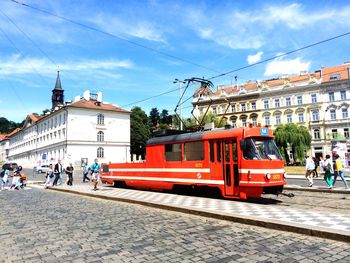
[97,114,104,125]
[97,147,104,158]
[97,131,104,142]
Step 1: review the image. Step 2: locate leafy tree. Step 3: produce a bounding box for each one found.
[0,117,21,134]
[274,123,311,164]
[130,107,151,160]
[149,108,160,128]
[160,109,172,126]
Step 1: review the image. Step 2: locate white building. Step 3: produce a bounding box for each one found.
[5,72,130,168]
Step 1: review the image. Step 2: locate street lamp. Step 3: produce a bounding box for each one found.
[173,79,186,130]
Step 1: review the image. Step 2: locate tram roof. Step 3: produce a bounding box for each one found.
[147,128,244,145]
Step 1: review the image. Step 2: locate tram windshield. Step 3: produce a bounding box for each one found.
[242,138,282,160]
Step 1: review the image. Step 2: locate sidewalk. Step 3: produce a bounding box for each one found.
[30,182,350,243]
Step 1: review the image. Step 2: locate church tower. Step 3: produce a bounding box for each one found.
[51,71,64,111]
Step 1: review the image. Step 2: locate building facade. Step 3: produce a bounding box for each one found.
[192,63,350,160]
[4,73,130,168]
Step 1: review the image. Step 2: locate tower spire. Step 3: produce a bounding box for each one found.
[51,71,64,110]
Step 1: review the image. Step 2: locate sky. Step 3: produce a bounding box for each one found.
[0,0,350,123]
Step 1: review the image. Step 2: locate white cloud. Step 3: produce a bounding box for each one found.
[184,4,350,50]
[0,54,133,75]
[247,51,263,65]
[264,58,311,76]
[92,13,166,43]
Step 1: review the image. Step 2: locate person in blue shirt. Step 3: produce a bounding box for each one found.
[90,158,101,191]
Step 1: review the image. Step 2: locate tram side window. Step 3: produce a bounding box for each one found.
[232,141,238,162]
[217,141,221,162]
[165,143,182,161]
[185,141,204,161]
[210,141,215,162]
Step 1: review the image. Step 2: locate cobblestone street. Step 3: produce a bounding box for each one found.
[1,188,350,262]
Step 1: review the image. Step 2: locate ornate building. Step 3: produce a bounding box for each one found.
[192,63,350,160]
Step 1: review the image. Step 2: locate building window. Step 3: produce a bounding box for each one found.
[97,114,104,125]
[332,129,337,139]
[97,131,104,142]
[329,92,335,102]
[264,116,270,126]
[330,109,336,120]
[242,118,247,127]
[297,95,303,105]
[185,141,204,161]
[341,90,347,100]
[252,117,257,126]
[63,113,66,125]
[342,108,348,119]
[287,114,292,123]
[286,97,291,106]
[330,74,341,80]
[241,103,246,112]
[311,94,317,103]
[274,99,280,108]
[264,100,269,109]
[298,113,304,123]
[212,107,217,115]
[251,102,256,110]
[275,115,281,125]
[165,143,182,161]
[312,110,319,121]
[231,104,236,113]
[314,129,320,139]
[97,147,104,158]
[344,128,350,139]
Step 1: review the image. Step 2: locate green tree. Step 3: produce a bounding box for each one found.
[160,109,172,126]
[130,107,151,160]
[0,117,21,134]
[274,123,311,164]
[149,108,160,128]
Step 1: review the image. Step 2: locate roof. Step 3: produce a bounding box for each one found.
[27,114,41,122]
[321,63,349,83]
[6,128,21,138]
[67,98,130,113]
[0,134,8,141]
[53,71,62,90]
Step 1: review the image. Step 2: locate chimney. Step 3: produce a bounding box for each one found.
[83,90,90,101]
[97,92,102,103]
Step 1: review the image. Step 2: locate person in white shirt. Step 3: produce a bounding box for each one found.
[305,156,315,187]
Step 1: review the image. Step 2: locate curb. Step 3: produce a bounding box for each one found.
[284,185,350,194]
[41,186,350,243]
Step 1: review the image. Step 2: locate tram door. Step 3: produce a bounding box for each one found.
[223,139,239,196]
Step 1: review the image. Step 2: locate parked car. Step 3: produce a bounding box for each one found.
[36,164,50,174]
[2,162,18,171]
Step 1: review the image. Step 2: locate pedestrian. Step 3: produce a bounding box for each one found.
[66,163,74,186]
[10,166,22,190]
[1,165,11,190]
[332,154,349,189]
[312,157,319,178]
[44,164,54,188]
[53,160,63,186]
[323,154,334,189]
[305,155,315,187]
[90,158,101,191]
[82,162,90,183]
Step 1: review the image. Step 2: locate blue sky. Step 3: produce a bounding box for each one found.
[0,0,350,123]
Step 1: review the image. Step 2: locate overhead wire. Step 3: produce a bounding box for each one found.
[0,8,85,94]
[8,0,350,112]
[9,0,221,74]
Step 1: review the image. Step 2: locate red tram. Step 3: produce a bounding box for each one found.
[101,126,286,199]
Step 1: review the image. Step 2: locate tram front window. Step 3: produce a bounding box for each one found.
[242,138,282,160]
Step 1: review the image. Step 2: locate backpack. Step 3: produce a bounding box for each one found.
[324,163,331,172]
[0,170,4,177]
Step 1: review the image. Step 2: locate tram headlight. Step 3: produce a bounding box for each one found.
[265,173,271,180]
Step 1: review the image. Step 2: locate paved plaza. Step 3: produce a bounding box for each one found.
[1,186,350,262]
